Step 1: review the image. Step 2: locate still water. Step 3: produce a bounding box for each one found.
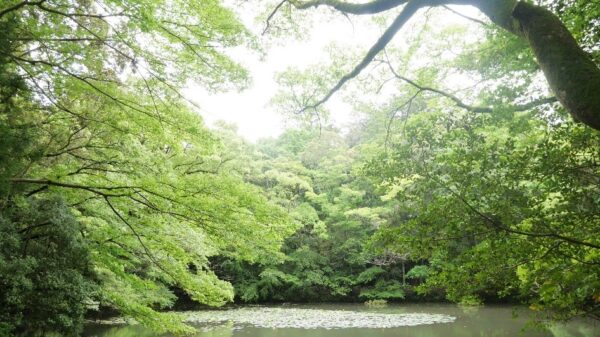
[83,303,599,337]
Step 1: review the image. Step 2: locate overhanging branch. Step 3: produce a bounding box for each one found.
[383,55,557,113]
[428,175,600,251]
[10,178,137,197]
[0,0,45,18]
[264,0,289,35]
[298,0,429,114]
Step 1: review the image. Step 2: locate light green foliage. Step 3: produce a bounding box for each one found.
[214,127,412,303]
[355,266,386,284]
[2,0,599,331]
[265,0,599,319]
[0,0,292,334]
[405,265,431,281]
[9,91,291,331]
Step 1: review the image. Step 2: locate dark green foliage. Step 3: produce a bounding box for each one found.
[0,197,96,337]
[367,109,600,317]
[359,280,405,300]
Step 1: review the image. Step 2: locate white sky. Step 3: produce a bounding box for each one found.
[184,3,484,142]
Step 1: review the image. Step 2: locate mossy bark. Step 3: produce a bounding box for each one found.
[466,0,600,130]
[511,1,600,130]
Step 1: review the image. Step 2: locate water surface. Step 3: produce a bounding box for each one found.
[83,303,599,337]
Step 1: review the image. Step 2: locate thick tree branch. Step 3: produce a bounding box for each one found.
[264,0,289,34]
[512,2,600,130]
[287,0,600,130]
[290,0,408,15]
[10,178,137,197]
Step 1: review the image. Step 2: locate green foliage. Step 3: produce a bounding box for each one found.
[263,0,600,319]
[213,127,417,304]
[1,0,599,332]
[0,0,292,333]
[0,197,96,337]
[367,109,600,317]
[359,280,405,300]
[406,266,431,281]
[355,267,386,284]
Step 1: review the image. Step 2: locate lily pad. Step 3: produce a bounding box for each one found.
[184,307,456,329]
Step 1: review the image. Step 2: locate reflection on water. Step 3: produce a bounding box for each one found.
[83,304,599,337]
[84,323,235,337]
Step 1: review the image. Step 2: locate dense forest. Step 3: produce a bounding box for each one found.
[0,0,599,336]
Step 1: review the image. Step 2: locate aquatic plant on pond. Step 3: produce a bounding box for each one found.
[184,307,455,329]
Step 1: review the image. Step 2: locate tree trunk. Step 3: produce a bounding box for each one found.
[469,0,600,130]
[402,260,406,285]
[512,2,600,130]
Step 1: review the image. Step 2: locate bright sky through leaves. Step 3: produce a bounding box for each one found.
[186,3,482,141]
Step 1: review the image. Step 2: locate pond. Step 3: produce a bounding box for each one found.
[83,303,599,337]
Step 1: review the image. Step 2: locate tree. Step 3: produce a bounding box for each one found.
[0,196,97,337]
[265,0,600,130]
[212,127,421,303]
[0,0,293,334]
[365,100,600,318]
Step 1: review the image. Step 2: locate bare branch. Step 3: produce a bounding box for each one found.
[385,89,420,148]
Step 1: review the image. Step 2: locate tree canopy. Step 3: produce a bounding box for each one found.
[1,0,291,335]
[0,0,599,335]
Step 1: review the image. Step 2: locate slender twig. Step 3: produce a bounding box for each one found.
[442,5,490,26]
[104,196,177,280]
[428,174,600,250]
[290,0,408,15]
